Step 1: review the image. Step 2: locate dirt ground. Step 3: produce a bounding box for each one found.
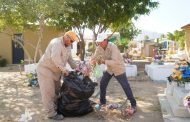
[0,62,166,122]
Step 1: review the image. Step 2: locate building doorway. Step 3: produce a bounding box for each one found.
[12,33,24,64]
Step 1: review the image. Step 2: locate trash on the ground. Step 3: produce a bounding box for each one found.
[19,108,34,122]
[107,103,121,110]
[94,104,101,111]
[26,72,38,87]
[121,106,136,117]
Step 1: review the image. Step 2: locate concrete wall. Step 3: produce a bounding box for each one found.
[0,28,14,64]
[142,42,155,57]
[0,26,64,64]
[183,25,190,60]
[23,26,64,62]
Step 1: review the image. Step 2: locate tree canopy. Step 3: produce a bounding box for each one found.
[167,30,185,48]
[0,0,159,60]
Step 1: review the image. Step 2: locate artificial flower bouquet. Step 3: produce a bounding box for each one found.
[26,72,38,87]
[152,48,165,65]
[153,59,164,65]
[122,53,132,64]
[183,95,190,108]
[168,58,190,85]
[76,61,92,76]
[76,60,104,79]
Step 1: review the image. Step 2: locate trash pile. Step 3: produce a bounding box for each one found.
[57,71,97,116]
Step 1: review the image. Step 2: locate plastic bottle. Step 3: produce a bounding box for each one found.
[94,104,101,111]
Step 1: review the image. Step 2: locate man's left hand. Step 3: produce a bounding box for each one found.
[101,59,105,64]
[97,59,105,64]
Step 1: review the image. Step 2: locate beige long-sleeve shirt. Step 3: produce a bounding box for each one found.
[38,37,77,73]
[92,42,125,76]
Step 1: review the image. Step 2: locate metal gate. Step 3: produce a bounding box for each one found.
[12,33,24,64]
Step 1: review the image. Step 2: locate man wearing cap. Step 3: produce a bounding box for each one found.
[91,33,137,114]
[37,31,79,120]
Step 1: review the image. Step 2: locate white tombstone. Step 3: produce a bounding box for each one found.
[92,64,137,77]
[24,63,37,74]
[126,65,137,77]
[145,64,175,82]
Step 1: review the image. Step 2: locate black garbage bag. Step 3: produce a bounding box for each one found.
[57,71,97,116]
[61,71,97,100]
[57,95,93,116]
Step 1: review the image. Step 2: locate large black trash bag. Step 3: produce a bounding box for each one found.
[57,71,97,117]
[57,96,93,116]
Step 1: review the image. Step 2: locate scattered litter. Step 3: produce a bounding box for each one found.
[19,108,34,122]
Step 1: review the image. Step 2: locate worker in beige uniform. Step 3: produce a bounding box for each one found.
[92,33,137,114]
[37,31,79,120]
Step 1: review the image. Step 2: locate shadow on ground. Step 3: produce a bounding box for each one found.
[0,61,166,122]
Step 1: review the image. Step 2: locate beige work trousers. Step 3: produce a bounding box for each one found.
[37,65,61,117]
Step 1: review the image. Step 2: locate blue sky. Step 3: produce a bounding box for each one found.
[134,0,190,33]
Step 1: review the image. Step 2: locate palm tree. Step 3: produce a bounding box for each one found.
[167,30,185,49]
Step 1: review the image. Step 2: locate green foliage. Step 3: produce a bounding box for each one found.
[114,38,129,52]
[0,19,6,31]
[0,0,68,31]
[87,42,94,52]
[26,72,38,87]
[20,60,25,65]
[117,22,141,41]
[0,0,159,34]
[144,35,149,40]
[60,0,158,59]
[167,30,185,48]
[0,0,159,60]
[167,32,175,40]
[50,0,159,36]
[114,38,129,48]
[0,58,7,67]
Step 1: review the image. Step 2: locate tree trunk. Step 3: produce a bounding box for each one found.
[92,31,98,53]
[34,17,44,63]
[25,40,43,58]
[79,38,85,61]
